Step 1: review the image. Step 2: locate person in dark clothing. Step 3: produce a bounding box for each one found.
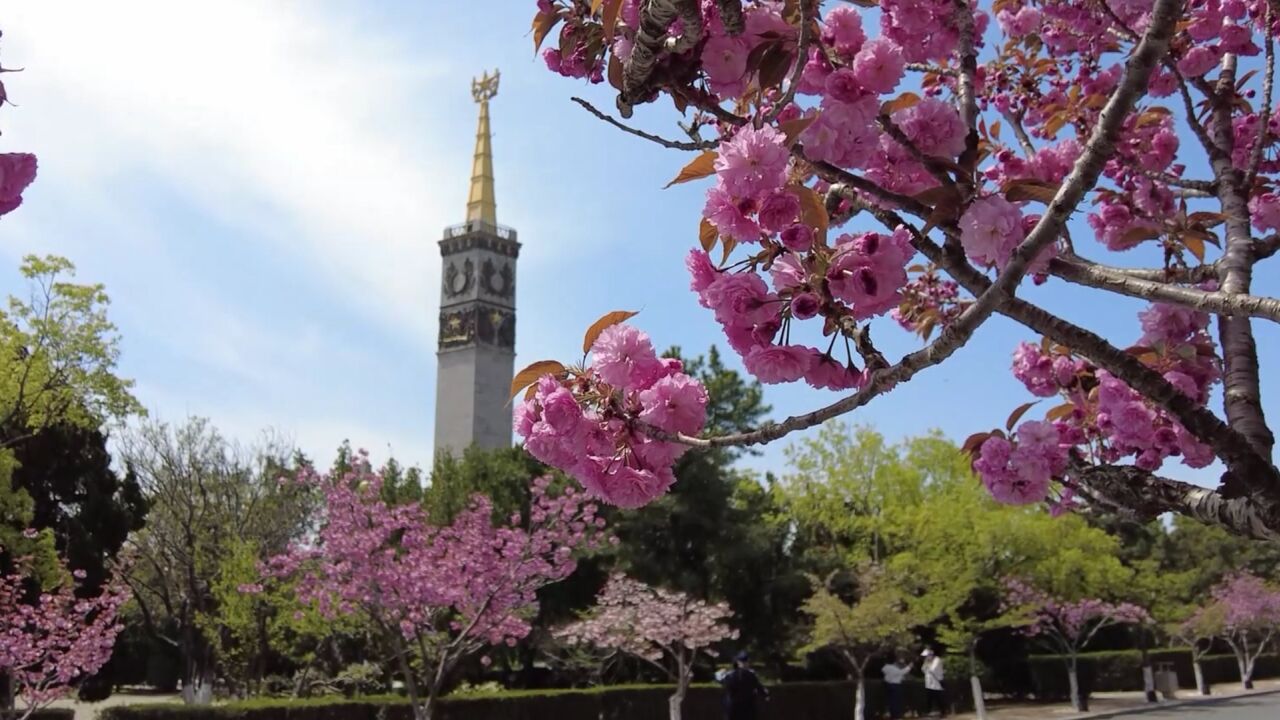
[718,651,769,720]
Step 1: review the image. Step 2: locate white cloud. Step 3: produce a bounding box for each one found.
[3,0,469,348]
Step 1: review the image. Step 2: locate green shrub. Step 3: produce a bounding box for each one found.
[1021,649,1280,700]
[2,711,76,720]
[99,678,975,720]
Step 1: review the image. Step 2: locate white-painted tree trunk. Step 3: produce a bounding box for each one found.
[854,677,866,720]
[668,691,684,720]
[181,670,214,706]
[1143,665,1155,702]
[1193,660,1210,695]
[1237,654,1255,690]
[970,675,988,719]
[1068,665,1085,712]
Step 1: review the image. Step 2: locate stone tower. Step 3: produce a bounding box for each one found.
[433,70,518,456]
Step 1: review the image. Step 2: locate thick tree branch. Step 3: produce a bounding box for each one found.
[1049,256,1280,322]
[618,0,703,118]
[1209,54,1277,462]
[765,0,814,123]
[1075,463,1280,542]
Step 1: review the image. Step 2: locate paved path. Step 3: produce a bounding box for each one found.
[1099,692,1280,718]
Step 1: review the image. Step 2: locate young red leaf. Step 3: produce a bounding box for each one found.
[510,360,567,400]
[583,311,640,353]
[1005,400,1040,432]
[699,218,718,252]
[664,151,718,188]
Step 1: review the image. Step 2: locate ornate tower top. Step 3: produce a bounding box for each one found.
[466,69,500,226]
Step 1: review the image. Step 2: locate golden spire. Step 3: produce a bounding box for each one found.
[466,69,500,226]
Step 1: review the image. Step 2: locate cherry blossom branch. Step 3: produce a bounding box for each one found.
[656,0,1179,451]
[1073,463,1280,541]
[953,0,979,134]
[617,0,703,117]
[1001,110,1038,157]
[570,97,715,151]
[1048,256,1280,322]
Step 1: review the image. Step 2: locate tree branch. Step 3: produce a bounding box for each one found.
[617,0,703,118]
[571,97,714,151]
[1049,256,1280,323]
[1075,463,1280,541]
[765,0,814,123]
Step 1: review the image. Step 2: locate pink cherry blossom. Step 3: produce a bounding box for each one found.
[852,39,906,94]
[0,153,37,217]
[639,373,709,435]
[960,195,1025,268]
[591,323,665,391]
[743,343,815,384]
[714,124,790,199]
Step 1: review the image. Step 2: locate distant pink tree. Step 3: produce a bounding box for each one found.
[1005,578,1151,711]
[0,546,129,720]
[555,574,738,720]
[0,26,39,218]
[262,459,606,720]
[1209,572,1280,689]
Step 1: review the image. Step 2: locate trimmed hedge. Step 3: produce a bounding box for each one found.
[1020,650,1280,701]
[99,679,973,720]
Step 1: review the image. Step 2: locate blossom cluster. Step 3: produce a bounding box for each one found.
[1211,572,1280,632]
[1004,577,1151,652]
[0,548,130,720]
[974,300,1222,507]
[262,458,607,653]
[0,27,37,218]
[555,573,737,666]
[515,323,708,508]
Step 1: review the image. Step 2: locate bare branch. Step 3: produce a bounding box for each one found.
[618,0,703,118]
[1246,15,1275,189]
[571,97,714,151]
[765,0,814,124]
[1049,256,1280,323]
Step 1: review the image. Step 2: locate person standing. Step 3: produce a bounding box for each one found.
[719,651,769,720]
[921,648,947,717]
[881,654,909,719]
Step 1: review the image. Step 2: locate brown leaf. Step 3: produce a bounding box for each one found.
[1118,225,1162,248]
[1045,403,1076,422]
[532,11,562,53]
[1135,108,1172,128]
[881,92,921,117]
[779,115,818,146]
[1003,179,1060,204]
[1043,112,1068,138]
[664,151,718,188]
[758,44,794,92]
[913,185,963,208]
[962,431,993,458]
[1187,211,1227,228]
[1005,400,1040,432]
[918,315,937,341]
[602,0,624,42]
[699,218,718,252]
[720,236,739,266]
[1182,232,1206,262]
[990,120,1003,140]
[591,0,605,12]
[510,360,567,400]
[583,311,640,354]
[791,184,830,239]
[841,0,880,7]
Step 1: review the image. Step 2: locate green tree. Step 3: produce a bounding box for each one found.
[801,567,915,720]
[121,418,315,704]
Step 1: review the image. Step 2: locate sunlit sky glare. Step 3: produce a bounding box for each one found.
[2,1,1277,487]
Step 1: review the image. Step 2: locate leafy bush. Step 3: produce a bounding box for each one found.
[99,679,974,720]
[1020,650,1280,700]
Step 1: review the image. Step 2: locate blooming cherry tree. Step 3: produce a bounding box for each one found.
[1171,601,1226,695]
[1005,578,1151,711]
[0,545,129,720]
[1207,571,1280,689]
[0,28,38,218]
[519,0,1280,539]
[262,458,607,720]
[554,573,737,720]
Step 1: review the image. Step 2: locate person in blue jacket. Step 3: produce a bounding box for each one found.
[718,651,769,720]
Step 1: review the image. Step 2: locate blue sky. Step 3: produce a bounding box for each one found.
[1,1,1277,487]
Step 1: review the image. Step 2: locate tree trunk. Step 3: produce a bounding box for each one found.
[1193,660,1210,696]
[1140,632,1156,703]
[1237,653,1254,690]
[667,689,684,720]
[1068,660,1087,712]
[180,664,214,706]
[854,676,866,720]
[970,676,987,720]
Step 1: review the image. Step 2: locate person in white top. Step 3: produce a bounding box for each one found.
[881,654,909,719]
[921,648,946,717]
